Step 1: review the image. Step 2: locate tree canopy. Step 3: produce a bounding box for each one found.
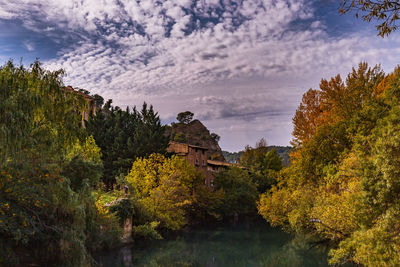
[176,111,194,124]
[240,138,283,193]
[340,0,400,36]
[85,102,168,188]
[258,63,400,266]
[0,60,121,265]
[214,167,259,219]
[126,154,223,231]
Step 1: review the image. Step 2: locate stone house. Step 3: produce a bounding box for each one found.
[167,141,213,186]
[167,141,234,189]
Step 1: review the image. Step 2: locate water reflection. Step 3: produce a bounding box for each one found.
[96,222,330,267]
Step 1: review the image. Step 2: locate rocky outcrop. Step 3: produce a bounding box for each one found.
[166,120,225,161]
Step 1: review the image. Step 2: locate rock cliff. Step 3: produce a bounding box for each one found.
[166,120,225,161]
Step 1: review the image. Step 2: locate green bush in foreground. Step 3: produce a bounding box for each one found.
[0,61,121,266]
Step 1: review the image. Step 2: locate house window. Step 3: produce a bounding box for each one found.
[195,158,199,165]
[202,160,206,166]
[195,148,198,153]
[210,180,214,187]
[204,179,207,185]
[202,150,205,155]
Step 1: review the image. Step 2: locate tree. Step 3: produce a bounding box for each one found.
[0,60,121,266]
[62,136,103,191]
[240,138,269,167]
[214,167,259,218]
[291,89,323,147]
[135,102,169,158]
[291,63,384,149]
[340,0,400,37]
[173,132,187,143]
[126,154,205,231]
[92,94,104,108]
[85,102,168,188]
[239,139,283,193]
[176,111,194,124]
[257,63,400,266]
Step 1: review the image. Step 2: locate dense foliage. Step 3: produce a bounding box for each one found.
[240,139,283,194]
[85,101,168,188]
[214,167,258,218]
[0,61,121,266]
[125,154,224,233]
[176,111,194,124]
[258,63,400,266]
[1,59,283,266]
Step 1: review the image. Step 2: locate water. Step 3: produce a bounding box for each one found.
[95,222,330,267]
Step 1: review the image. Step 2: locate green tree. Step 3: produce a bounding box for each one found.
[173,132,187,143]
[240,139,283,193]
[0,60,121,266]
[176,111,194,124]
[214,167,258,219]
[92,94,104,108]
[86,102,168,188]
[62,136,103,191]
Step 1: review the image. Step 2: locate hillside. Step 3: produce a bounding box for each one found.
[223,146,292,166]
[166,119,225,161]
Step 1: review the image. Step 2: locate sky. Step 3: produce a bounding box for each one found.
[1,0,400,152]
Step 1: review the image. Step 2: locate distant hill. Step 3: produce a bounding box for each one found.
[166,119,225,161]
[223,146,292,166]
[222,151,243,164]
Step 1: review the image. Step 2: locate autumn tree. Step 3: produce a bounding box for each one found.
[340,0,400,36]
[258,63,397,266]
[291,89,323,148]
[126,154,219,230]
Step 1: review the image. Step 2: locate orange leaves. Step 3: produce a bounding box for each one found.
[292,89,323,147]
[292,63,384,149]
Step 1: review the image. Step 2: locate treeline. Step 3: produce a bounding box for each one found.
[118,139,283,238]
[0,60,283,266]
[85,100,169,188]
[258,63,400,266]
[223,145,291,166]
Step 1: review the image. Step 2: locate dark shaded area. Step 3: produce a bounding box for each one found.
[95,221,331,267]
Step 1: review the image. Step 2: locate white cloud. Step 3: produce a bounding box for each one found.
[22,40,34,51]
[1,0,400,149]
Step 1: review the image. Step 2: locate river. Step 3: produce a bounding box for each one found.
[95,221,331,267]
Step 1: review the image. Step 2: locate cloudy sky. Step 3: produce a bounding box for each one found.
[1,0,400,151]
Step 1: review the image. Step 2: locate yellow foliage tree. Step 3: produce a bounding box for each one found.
[126,154,202,230]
